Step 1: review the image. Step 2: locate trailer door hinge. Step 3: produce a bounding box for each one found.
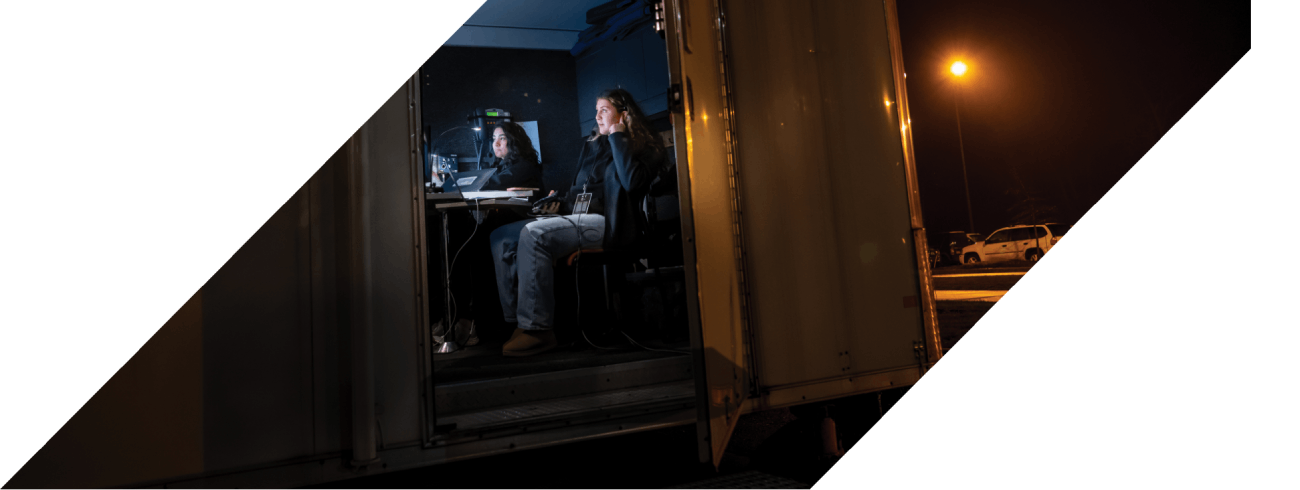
[668,83,684,114]
[654,1,666,37]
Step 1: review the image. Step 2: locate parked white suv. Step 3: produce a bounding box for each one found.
[962,223,1069,264]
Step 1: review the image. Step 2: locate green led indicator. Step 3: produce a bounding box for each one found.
[486,111,498,116]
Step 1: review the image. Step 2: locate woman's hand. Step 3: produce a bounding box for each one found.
[540,190,561,214]
[611,114,627,134]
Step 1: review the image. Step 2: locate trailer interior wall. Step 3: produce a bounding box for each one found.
[7,80,425,489]
[419,47,582,195]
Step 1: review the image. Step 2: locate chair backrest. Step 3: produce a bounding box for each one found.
[567,151,679,269]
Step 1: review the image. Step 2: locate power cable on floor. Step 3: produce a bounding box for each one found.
[444,199,482,341]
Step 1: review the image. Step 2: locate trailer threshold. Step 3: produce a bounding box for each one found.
[439,380,695,432]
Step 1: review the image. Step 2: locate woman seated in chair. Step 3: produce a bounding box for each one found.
[490,88,666,357]
[441,121,543,347]
[482,121,543,191]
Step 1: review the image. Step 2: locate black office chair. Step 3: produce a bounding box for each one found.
[561,227,644,330]
[560,160,684,340]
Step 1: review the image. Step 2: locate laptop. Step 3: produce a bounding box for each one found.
[441,168,498,193]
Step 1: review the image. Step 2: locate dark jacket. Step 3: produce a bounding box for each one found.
[565,132,664,250]
[481,156,543,195]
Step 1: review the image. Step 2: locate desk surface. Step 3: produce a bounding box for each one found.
[433,198,532,210]
[426,190,534,201]
[426,190,535,211]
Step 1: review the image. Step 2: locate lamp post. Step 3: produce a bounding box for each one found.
[951,61,976,234]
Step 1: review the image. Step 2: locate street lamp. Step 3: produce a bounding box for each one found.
[951,61,976,234]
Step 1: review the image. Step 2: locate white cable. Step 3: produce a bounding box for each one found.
[434,125,471,142]
[561,213,618,350]
[446,199,482,335]
[621,331,689,354]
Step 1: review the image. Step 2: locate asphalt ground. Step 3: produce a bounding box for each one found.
[933,263,1033,272]
[932,262,1030,353]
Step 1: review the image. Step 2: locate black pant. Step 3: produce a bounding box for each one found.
[443,208,530,341]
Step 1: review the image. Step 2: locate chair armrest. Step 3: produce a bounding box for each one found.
[565,249,605,266]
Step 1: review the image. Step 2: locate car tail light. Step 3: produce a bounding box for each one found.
[1051,236,1060,245]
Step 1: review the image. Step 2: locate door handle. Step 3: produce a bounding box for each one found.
[686,77,695,121]
[668,83,684,114]
[679,0,693,54]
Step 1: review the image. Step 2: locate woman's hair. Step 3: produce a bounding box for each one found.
[496,121,540,166]
[589,88,664,156]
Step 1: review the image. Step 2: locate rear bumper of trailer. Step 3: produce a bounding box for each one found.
[147,403,694,488]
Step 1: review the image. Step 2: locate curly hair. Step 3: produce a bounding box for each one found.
[495,121,540,166]
[589,88,664,156]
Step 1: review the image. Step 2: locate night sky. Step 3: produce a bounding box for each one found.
[895,0,1249,239]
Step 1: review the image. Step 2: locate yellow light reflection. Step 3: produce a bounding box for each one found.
[685,109,694,183]
[950,61,967,77]
[940,272,1027,278]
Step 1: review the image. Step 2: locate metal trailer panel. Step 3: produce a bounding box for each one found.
[7,80,424,488]
[189,79,430,475]
[883,0,944,366]
[721,0,930,401]
[155,409,695,489]
[200,183,318,471]
[362,78,425,451]
[4,293,206,489]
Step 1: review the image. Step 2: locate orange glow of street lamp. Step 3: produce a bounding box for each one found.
[949,59,975,233]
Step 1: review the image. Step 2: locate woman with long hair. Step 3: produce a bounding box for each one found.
[489,88,665,356]
[481,121,542,191]
[439,121,542,347]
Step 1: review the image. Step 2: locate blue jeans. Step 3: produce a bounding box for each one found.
[490,214,606,331]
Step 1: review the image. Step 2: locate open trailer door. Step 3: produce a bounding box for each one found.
[662,0,754,468]
[721,0,941,410]
[667,0,942,466]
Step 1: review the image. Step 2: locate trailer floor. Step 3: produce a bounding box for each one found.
[432,336,690,384]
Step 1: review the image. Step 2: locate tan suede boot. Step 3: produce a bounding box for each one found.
[502,328,557,357]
